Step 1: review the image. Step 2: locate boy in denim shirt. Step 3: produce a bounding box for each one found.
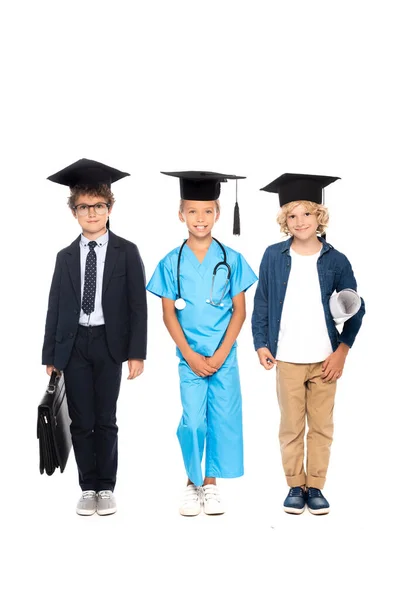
[251,173,365,515]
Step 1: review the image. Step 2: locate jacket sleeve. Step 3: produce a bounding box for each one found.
[337,256,365,348]
[127,243,148,360]
[251,249,270,351]
[42,253,62,365]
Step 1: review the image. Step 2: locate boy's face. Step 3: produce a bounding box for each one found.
[286,202,318,240]
[178,200,219,238]
[72,193,112,237]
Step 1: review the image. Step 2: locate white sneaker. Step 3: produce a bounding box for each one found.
[202,484,225,515]
[76,490,97,516]
[179,484,202,516]
[97,490,117,516]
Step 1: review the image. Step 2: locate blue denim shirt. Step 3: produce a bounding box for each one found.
[251,237,365,357]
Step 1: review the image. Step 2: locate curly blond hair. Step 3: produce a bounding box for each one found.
[277,200,329,236]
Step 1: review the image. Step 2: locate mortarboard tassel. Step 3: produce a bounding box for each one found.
[320,188,326,240]
[233,179,240,235]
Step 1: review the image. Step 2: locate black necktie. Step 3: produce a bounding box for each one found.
[82,241,97,315]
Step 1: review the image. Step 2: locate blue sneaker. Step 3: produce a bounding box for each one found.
[283,486,306,514]
[306,488,330,515]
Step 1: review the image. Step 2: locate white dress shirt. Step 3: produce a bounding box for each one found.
[79,231,109,326]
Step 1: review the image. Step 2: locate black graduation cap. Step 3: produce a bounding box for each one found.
[47,158,130,188]
[161,170,245,235]
[260,173,340,207]
[48,159,130,231]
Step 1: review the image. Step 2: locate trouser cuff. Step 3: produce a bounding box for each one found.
[306,476,326,490]
[286,474,306,487]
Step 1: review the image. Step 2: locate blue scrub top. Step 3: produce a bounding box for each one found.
[147,239,258,357]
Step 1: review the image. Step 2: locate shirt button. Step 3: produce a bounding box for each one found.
[283,282,286,285]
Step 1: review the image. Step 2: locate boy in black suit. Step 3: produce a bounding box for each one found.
[42,158,147,516]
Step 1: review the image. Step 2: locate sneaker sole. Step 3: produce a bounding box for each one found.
[179,508,201,516]
[97,508,117,516]
[76,509,96,516]
[283,506,306,515]
[307,507,330,515]
[204,510,225,516]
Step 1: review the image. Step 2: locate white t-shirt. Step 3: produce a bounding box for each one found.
[276,248,333,363]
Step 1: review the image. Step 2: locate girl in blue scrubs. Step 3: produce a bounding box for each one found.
[147,171,257,516]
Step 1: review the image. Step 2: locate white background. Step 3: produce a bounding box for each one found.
[1,1,399,598]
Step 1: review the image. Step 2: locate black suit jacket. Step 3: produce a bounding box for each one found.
[42,231,147,370]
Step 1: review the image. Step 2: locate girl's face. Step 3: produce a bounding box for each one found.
[286,202,318,241]
[179,200,219,238]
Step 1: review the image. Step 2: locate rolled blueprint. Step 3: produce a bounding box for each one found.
[329,288,361,325]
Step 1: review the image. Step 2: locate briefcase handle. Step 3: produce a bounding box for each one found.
[47,370,60,395]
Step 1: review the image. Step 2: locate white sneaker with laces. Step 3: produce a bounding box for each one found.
[179,484,202,516]
[202,484,225,515]
[97,490,117,516]
[76,490,97,516]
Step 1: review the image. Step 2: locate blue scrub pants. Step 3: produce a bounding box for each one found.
[177,347,244,487]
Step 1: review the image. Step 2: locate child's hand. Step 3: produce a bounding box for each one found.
[46,365,60,377]
[185,351,218,378]
[205,350,227,372]
[321,345,349,382]
[256,347,277,370]
[127,359,144,380]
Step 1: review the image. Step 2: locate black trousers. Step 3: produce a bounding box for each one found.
[64,325,122,491]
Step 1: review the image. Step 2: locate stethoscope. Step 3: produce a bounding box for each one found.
[174,237,231,310]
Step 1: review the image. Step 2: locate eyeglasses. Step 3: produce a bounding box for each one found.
[74,202,110,216]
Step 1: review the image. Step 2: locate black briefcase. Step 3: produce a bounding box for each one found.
[37,371,72,475]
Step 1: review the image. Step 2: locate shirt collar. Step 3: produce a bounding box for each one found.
[80,231,109,248]
[281,236,333,255]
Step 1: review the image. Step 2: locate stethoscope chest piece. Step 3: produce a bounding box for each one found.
[175,298,186,310]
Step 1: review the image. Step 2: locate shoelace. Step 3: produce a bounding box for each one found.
[202,485,220,503]
[289,487,304,497]
[307,488,323,499]
[82,491,96,499]
[98,490,112,500]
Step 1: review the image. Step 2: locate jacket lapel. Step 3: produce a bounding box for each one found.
[65,236,81,305]
[102,231,121,296]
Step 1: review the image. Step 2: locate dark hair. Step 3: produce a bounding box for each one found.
[67,184,115,209]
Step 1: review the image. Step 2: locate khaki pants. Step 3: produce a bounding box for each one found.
[276,361,337,489]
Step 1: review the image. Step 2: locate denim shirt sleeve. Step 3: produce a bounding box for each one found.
[251,248,270,351]
[336,255,366,348]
